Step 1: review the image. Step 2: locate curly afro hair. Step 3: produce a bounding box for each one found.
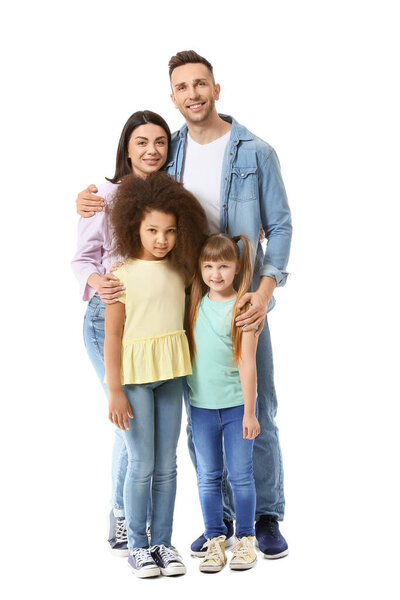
[108,172,208,275]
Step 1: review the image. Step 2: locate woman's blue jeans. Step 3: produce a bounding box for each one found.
[83,296,127,517]
[122,379,182,549]
[191,404,256,539]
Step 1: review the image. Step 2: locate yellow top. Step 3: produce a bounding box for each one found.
[114,258,191,385]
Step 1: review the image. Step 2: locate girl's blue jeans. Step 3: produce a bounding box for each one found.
[184,318,285,521]
[122,379,182,549]
[83,296,127,518]
[191,404,256,539]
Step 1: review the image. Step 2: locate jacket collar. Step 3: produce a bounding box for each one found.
[177,114,254,144]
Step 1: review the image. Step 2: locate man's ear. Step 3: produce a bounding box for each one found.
[170,92,178,109]
[214,83,221,101]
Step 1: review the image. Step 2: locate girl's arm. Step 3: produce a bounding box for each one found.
[104,302,133,431]
[238,331,260,440]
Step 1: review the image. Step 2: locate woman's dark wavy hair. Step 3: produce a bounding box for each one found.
[106,110,171,184]
[108,172,208,275]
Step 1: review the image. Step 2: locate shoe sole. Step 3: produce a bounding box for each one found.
[230,558,257,570]
[128,564,160,578]
[160,565,187,576]
[262,549,289,559]
[199,564,225,572]
[191,535,234,558]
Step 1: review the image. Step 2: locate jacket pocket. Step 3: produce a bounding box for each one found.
[229,167,257,202]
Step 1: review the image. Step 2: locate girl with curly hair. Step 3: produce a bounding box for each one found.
[185,233,260,574]
[104,171,207,578]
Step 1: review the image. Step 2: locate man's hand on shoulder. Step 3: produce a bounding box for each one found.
[76,184,105,217]
[235,276,277,337]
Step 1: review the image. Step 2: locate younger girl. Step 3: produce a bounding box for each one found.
[105,171,207,578]
[186,233,260,573]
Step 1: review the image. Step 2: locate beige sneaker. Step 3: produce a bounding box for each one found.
[229,536,257,570]
[199,535,227,573]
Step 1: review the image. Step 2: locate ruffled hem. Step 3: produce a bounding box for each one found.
[121,330,192,384]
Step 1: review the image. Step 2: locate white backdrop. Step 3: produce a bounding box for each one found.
[1,1,399,598]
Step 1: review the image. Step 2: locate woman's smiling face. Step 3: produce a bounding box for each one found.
[127,123,169,178]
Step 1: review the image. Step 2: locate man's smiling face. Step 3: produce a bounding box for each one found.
[170,63,220,125]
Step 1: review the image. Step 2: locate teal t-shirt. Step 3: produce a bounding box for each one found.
[187,295,244,409]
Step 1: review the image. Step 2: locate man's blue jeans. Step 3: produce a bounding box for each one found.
[83,296,127,518]
[191,404,256,539]
[122,379,182,549]
[185,317,285,521]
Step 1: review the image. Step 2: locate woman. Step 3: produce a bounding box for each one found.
[71,110,171,556]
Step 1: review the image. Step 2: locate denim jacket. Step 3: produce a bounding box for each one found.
[166,115,292,307]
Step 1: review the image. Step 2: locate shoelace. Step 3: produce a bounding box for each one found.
[260,516,278,538]
[153,545,182,563]
[202,536,226,562]
[132,547,152,567]
[115,519,128,544]
[231,537,252,559]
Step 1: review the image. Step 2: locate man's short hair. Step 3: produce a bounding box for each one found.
[168,50,214,79]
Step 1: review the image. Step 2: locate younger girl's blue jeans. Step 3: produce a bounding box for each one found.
[191,404,256,539]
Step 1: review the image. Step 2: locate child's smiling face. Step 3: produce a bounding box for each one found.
[138,210,177,261]
[201,259,239,297]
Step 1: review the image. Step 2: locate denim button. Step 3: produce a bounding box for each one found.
[241,173,245,177]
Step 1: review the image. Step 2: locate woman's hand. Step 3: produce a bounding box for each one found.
[76,185,105,217]
[95,273,125,303]
[108,390,133,431]
[243,414,260,439]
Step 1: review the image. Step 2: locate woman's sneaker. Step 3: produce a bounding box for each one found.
[199,535,227,573]
[229,536,257,570]
[151,545,186,576]
[191,519,234,557]
[108,511,129,557]
[128,548,160,578]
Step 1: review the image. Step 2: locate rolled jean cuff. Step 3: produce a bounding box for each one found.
[113,506,125,518]
[260,264,289,287]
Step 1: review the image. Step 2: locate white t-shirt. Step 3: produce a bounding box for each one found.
[182,130,231,233]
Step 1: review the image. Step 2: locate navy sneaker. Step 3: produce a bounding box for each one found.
[191,519,234,557]
[255,515,289,559]
[128,548,160,578]
[108,510,129,557]
[151,545,186,576]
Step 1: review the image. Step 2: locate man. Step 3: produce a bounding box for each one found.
[76,50,292,559]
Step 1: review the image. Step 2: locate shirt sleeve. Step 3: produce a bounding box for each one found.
[258,148,292,287]
[71,210,108,301]
[112,265,126,304]
[71,181,118,301]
